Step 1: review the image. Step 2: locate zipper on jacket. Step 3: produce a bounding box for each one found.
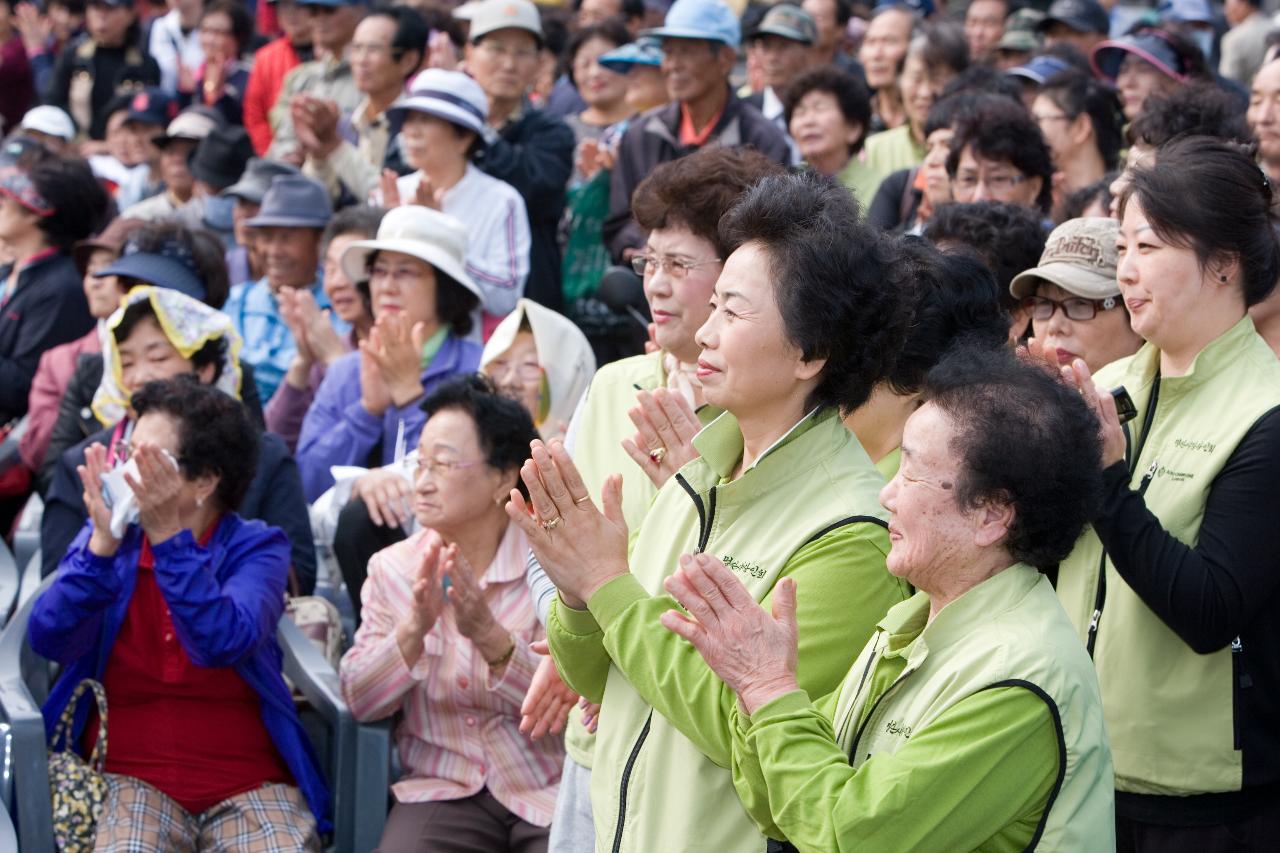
[1088,379,1161,658]
[1231,637,1251,751]
[847,669,914,763]
[613,476,717,851]
[611,712,653,853]
[835,634,884,745]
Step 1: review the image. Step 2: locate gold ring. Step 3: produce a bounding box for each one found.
[649,447,667,464]
[575,495,591,505]
[541,516,562,531]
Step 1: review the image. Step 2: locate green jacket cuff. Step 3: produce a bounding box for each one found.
[746,689,813,731]
[552,593,602,636]
[587,573,650,630]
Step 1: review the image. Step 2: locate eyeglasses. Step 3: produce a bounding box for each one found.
[478,41,540,62]
[1022,294,1119,322]
[404,451,485,479]
[487,358,542,382]
[952,172,1028,193]
[630,253,722,280]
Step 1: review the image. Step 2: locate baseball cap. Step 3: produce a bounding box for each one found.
[19,106,76,142]
[390,69,489,137]
[599,37,664,72]
[874,0,936,17]
[1157,0,1212,25]
[749,4,817,45]
[1091,30,1190,83]
[997,9,1046,53]
[1037,0,1110,36]
[467,0,544,46]
[1007,55,1074,86]
[120,88,180,127]
[153,108,221,148]
[1009,217,1120,301]
[644,0,742,50]
[95,237,208,302]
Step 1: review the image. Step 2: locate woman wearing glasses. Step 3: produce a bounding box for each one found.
[339,375,563,852]
[947,98,1055,219]
[1010,217,1142,373]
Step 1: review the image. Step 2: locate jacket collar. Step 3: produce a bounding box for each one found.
[644,90,745,150]
[1124,314,1262,399]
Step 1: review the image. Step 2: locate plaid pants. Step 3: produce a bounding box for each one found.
[93,774,321,852]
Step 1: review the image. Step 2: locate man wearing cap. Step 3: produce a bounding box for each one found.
[267,0,364,163]
[603,0,790,263]
[121,107,219,221]
[222,158,302,287]
[90,88,176,210]
[964,0,1008,64]
[176,125,256,247]
[18,105,77,153]
[1038,0,1111,57]
[994,8,1044,71]
[45,0,160,140]
[225,175,338,401]
[1221,0,1271,84]
[297,5,428,206]
[462,0,575,312]
[1010,217,1143,374]
[244,0,314,156]
[744,4,817,141]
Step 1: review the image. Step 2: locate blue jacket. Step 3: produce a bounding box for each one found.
[28,515,331,832]
[295,333,481,501]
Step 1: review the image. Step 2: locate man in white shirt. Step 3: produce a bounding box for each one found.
[148,0,205,96]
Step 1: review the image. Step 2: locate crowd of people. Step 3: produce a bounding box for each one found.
[3,0,1280,850]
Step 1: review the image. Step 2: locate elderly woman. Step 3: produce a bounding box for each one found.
[296,204,484,501]
[656,345,1115,850]
[784,66,883,210]
[1060,136,1280,849]
[510,173,914,852]
[947,98,1055,218]
[339,375,562,851]
[1091,25,1210,122]
[30,378,329,848]
[1010,217,1143,373]
[40,285,315,596]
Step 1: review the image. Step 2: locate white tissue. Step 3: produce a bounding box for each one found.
[98,449,181,538]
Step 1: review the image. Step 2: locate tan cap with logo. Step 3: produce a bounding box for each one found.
[1009,217,1120,301]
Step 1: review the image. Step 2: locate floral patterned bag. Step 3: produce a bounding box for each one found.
[47,678,109,852]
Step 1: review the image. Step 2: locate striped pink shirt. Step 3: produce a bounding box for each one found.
[339,524,563,825]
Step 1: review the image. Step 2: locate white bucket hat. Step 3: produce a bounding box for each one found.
[389,69,489,138]
[340,206,483,302]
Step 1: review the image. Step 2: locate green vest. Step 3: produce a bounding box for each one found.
[566,352,720,767]
[831,565,1115,851]
[1057,316,1280,795]
[591,408,904,853]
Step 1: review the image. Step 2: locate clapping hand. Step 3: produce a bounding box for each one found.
[78,443,120,557]
[352,468,413,528]
[364,314,428,408]
[621,389,701,488]
[504,439,629,609]
[395,534,448,667]
[661,554,801,715]
[520,639,581,739]
[123,444,185,545]
[441,545,515,669]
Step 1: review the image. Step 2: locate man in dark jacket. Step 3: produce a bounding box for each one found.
[604,0,791,262]
[464,0,574,312]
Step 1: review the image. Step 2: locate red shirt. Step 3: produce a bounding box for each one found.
[87,521,293,814]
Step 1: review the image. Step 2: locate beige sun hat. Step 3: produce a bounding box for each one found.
[1009,217,1120,301]
[340,205,483,301]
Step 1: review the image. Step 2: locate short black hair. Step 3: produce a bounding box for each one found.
[1122,135,1280,308]
[120,222,231,309]
[719,171,910,413]
[909,20,970,79]
[113,298,228,385]
[924,90,1018,138]
[946,99,1055,214]
[887,238,1011,396]
[565,19,631,87]
[130,375,259,512]
[781,66,873,154]
[203,1,254,55]
[924,201,1048,316]
[1057,173,1115,223]
[421,374,539,498]
[1126,81,1252,148]
[363,250,479,337]
[30,153,110,251]
[1039,70,1125,171]
[922,343,1103,569]
[366,4,432,78]
[936,66,1025,106]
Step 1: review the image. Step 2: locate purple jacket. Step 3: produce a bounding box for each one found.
[295,334,481,501]
[28,515,331,830]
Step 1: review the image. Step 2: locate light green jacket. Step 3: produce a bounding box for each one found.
[733,564,1115,851]
[547,407,910,853]
[1057,316,1280,795]
[863,124,926,176]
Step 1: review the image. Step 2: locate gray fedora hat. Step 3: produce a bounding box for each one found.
[245,175,332,229]
[221,158,300,205]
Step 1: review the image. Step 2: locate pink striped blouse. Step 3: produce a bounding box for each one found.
[339,524,563,825]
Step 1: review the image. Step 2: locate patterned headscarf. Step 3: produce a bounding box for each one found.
[92,285,243,426]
